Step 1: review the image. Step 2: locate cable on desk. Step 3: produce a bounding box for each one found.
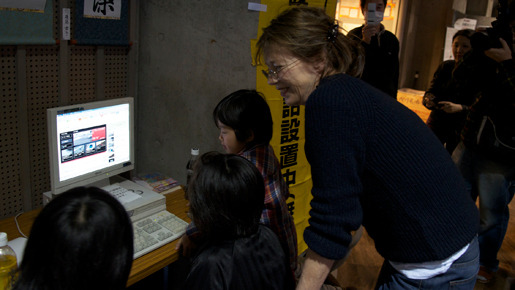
[14,213,28,238]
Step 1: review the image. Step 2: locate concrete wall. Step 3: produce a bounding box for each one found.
[398,0,455,91]
[136,1,259,184]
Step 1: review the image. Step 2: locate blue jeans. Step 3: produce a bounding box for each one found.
[452,142,515,271]
[375,236,479,289]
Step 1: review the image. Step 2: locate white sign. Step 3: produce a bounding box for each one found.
[62,8,70,40]
[248,2,266,12]
[454,18,477,30]
[83,0,121,19]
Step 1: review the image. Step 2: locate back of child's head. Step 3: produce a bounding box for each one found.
[14,186,133,290]
[188,151,265,240]
[213,89,273,149]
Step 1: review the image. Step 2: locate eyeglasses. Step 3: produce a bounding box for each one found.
[262,59,299,80]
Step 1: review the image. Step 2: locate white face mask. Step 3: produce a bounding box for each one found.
[365,3,384,24]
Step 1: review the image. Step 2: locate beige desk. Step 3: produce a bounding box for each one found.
[0,187,190,287]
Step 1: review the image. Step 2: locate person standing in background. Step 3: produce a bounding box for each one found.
[423,29,475,154]
[452,11,515,282]
[348,0,399,99]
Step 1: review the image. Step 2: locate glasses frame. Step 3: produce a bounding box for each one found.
[262,59,299,80]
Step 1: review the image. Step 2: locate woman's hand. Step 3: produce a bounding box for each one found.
[437,101,463,113]
[423,93,438,109]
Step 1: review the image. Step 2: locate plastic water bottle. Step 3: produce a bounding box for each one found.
[185,148,199,190]
[0,233,18,290]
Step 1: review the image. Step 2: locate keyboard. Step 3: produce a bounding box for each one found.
[102,183,188,259]
[133,210,188,259]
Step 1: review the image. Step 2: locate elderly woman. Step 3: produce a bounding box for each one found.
[256,7,479,289]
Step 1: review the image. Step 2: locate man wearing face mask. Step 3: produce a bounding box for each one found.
[348,0,400,99]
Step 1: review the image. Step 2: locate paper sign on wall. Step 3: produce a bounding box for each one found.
[63,8,70,40]
[74,0,128,45]
[454,18,477,30]
[83,0,121,19]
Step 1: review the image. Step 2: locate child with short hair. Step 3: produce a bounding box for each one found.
[13,187,133,290]
[213,89,298,274]
[185,152,293,289]
[177,89,298,277]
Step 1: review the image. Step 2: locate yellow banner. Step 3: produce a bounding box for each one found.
[251,0,337,254]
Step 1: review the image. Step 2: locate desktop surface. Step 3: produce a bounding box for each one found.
[0,187,190,287]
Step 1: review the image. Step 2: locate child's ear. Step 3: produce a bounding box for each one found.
[246,131,255,143]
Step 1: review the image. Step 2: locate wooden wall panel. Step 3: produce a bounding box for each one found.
[0,46,24,218]
[70,46,96,104]
[105,47,129,99]
[26,46,59,207]
[0,1,135,219]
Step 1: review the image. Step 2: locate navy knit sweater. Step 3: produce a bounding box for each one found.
[303,73,478,263]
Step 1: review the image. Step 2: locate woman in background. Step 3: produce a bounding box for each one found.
[423,29,474,154]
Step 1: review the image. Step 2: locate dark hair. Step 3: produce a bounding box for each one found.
[256,7,364,78]
[14,187,133,290]
[213,89,273,149]
[360,0,388,11]
[453,29,474,41]
[509,0,515,22]
[188,152,265,240]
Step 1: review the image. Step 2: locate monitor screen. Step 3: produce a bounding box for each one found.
[47,97,134,195]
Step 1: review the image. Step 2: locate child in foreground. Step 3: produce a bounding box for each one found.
[13,187,133,290]
[185,152,293,289]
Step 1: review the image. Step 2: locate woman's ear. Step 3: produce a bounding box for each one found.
[312,57,326,75]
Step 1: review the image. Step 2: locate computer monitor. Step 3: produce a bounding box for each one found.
[47,97,135,196]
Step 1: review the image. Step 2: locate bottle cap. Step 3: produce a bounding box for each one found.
[0,232,7,246]
[191,148,199,155]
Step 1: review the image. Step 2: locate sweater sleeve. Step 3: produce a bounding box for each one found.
[303,77,367,260]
